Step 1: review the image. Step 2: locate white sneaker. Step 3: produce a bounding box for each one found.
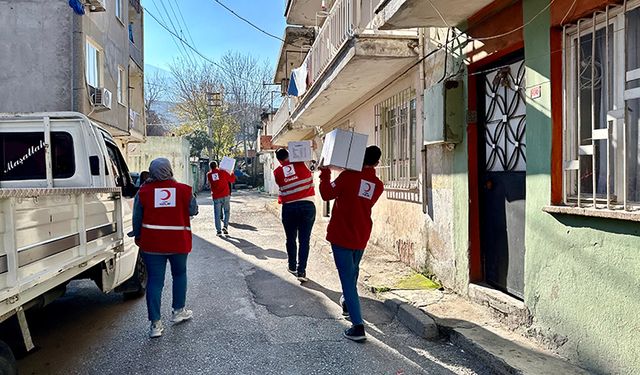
[149,321,164,338]
[171,308,193,324]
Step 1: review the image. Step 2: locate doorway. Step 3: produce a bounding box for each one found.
[477,56,526,299]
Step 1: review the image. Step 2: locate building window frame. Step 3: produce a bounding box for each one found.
[562,1,640,213]
[375,88,418,190]
[85,38,103,89]
[117,65,126,105]
[115,0,125,25]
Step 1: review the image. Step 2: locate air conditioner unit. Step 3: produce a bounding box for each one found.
[90,87,112,110]
[85,0,106,12]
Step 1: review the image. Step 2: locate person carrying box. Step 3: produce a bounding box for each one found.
[207,161,236,237]
[273,148,316,282]
[318,145,384,342]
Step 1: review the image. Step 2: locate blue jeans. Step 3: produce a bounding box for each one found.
[213,196,231,232]
[281,201,316,273]
[332,244,364,325]
[142,252,188,322]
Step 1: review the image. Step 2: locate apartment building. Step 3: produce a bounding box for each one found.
[260,0,640,373]
[0,0,146,149]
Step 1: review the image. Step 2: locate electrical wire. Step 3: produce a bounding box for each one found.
[210,0,300,48]
[151,0,196,66]
[144,6,265,85]
[164,0,199,64]
[160,0,199,65]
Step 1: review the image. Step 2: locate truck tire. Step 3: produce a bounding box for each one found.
[0,340,16,375]
[123,254,147,299]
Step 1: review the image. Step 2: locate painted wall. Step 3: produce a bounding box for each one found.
[126,137,193,186]
[523,1,640,373]
[0,0,74,112]
[0,0,143,144]
[78,0,137,138]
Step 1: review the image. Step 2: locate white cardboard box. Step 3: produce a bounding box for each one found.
[219,156,236,172]
[320,129,368,171]
[288,141,313,162]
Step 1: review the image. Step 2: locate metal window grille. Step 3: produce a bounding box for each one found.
[375,88,417,189]
[563,2,640,211]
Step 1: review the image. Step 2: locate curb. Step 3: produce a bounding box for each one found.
[375,292,529,375]
[443,328,520,375]
[377,295,440,341]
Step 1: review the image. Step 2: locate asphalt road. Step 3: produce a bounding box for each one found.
[17,191,492,375]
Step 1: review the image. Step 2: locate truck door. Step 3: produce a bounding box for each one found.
[101,139,138,290]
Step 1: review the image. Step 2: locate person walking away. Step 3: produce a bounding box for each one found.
[319,146,384,342]
[207,161,236,237]
[131,158,199,338]
[273,148,316,282]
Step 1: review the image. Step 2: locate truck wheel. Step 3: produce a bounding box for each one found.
[123,254,147,299]
[0,341,16,375]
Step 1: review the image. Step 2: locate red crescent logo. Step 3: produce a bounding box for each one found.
[160,189,171,200]
[364,183,372,192]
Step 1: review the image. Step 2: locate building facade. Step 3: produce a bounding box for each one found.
[0,0,145,150]
[261,0,640,373]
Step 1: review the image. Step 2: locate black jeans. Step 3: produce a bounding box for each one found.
[281,200,316,273]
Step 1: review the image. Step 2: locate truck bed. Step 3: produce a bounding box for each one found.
[0,187,132,318]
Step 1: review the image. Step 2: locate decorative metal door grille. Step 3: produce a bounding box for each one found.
[483,61,527,172]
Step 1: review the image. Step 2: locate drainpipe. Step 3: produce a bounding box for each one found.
[418,27,427,210]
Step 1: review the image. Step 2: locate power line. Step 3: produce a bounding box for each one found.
[210,0,298,47]
[159,0,200,65]
[171,0,198,48]
[151,0,196,65]
[144,6,264,86]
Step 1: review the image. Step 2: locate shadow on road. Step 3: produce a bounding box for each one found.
[221,236,287,260]
[228,222,258,231]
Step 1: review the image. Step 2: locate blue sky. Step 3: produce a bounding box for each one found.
[142,0,286,73]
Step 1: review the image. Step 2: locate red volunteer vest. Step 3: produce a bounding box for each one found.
[274,161,315,204]
[138,180,193,254]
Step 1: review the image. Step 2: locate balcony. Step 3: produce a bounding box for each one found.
[272,0,418,144]
[129,109,144,137]
[285,0,336,26]
[376,0,494,29]
[274,26,315,87]
[129,40,143,69]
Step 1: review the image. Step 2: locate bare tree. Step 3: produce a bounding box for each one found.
[144,71,169,125]
[218,51,273,156]
[169,58,240,160]
[169,58,221,123]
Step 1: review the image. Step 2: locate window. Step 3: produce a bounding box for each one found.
[115,0,123,22]
[564,3,640,210]
[104,138,135,197]
[0,132,75,181]
[117,66,126,104]
[85,39,102,88]
[375,88,418,188]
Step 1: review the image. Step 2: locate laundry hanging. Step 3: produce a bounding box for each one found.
[287,61,309,97]
[69,0,85,15]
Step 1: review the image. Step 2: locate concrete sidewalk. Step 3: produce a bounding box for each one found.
[263,195,591,375]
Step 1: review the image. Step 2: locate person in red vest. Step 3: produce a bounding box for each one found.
[273,148,316,282]
[132,158,198,338]
[319,145,384,342]
[207,161,236,237]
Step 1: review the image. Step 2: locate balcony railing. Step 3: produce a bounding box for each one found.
[129,109,143,134]
[129,40,143,68]
[271,96,297,134]
[305,0,383,83]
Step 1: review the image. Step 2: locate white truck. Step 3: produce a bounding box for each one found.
[0,112,147,373]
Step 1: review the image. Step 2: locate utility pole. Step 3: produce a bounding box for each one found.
[206,91,222,161]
